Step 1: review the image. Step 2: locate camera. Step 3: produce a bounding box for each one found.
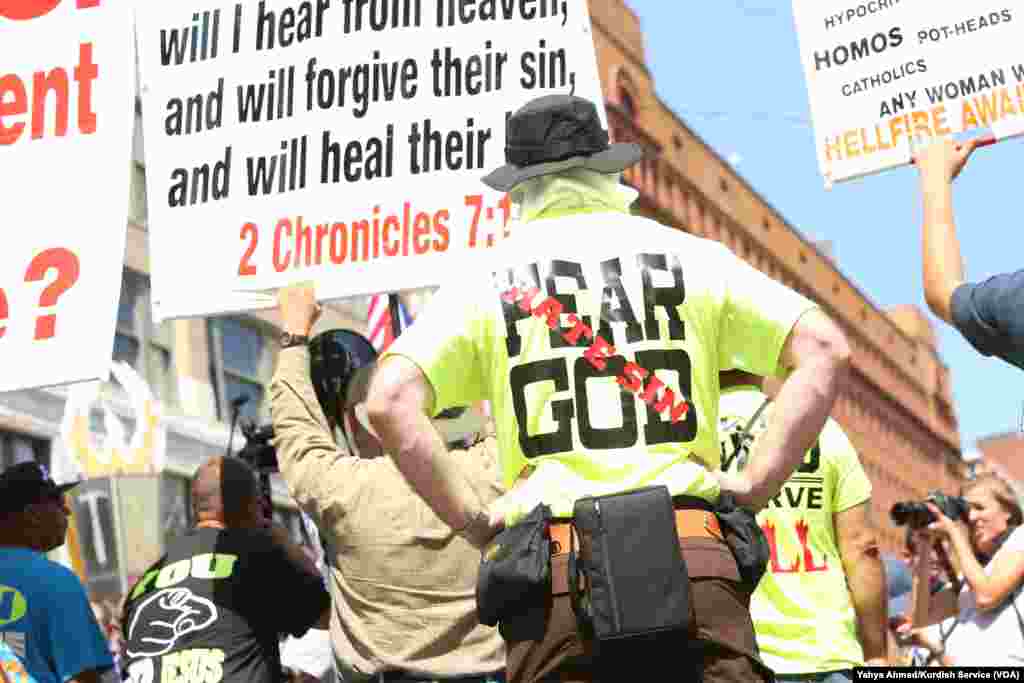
[890,491,969,529]
[237,421,279,474]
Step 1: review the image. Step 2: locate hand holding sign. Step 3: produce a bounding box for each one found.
[278,283,321,338]
[912,135,984,184]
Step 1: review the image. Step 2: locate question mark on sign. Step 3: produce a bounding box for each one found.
[24,247,80,340]
[0,288,7,339]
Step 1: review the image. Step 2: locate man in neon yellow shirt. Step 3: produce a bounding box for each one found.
[719,371,887,681]
[281,95,852,682]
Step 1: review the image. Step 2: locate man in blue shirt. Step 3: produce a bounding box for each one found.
[915,137,1023,371]
[0,462,113,683]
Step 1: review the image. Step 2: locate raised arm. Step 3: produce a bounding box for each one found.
[915,137,980,323]
[271,286,360,529]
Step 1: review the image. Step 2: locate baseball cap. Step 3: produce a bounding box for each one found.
[0,461,79,516]
[308,328,378,423]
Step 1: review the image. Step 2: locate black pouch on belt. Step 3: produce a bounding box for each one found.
[714,493,770,592]
[568,486,692,642]
[475,503,552,627]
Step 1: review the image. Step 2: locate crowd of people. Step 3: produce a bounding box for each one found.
[0,93,1021,683]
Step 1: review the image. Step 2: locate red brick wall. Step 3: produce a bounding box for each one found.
[978,433,1024,484]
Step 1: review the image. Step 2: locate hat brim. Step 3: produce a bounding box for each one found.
[481,142,645,193]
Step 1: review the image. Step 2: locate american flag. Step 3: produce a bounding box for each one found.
[366,294,412,352]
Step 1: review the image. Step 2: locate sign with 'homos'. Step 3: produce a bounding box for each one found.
[792,0,1024,185]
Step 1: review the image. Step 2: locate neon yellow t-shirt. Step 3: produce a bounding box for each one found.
[720,386,872,673]
[385,210,815,522]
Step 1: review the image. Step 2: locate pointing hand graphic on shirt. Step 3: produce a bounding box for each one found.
[126,588,218,658]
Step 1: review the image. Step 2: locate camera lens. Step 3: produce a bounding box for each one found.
[890,502,935,529]
[890,503,912,526]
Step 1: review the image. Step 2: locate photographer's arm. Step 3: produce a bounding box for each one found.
[909,534,958,628]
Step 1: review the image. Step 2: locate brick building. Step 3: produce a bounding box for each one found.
[589,1,964,552]
[975,432,1024,490]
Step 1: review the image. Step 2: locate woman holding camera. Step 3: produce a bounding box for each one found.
[909,474,1024,666]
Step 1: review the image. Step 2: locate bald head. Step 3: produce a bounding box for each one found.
[191,456,264,529]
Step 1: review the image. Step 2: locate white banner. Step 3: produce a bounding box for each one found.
[792,0,1024,185]
[0,0,135,392]
[136,0,605,322]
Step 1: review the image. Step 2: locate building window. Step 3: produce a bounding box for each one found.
[0,430,50,471]
[115,270,177,405]
[208,317,278,423]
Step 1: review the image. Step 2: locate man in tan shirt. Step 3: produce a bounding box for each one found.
[269,300,505,683]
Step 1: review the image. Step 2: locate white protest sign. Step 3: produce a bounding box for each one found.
[792,1,1024,185]
[0,0,135,392]
[135,0,605,322]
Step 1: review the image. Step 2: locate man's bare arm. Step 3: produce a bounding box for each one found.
[366,356,498,547]
[719,309,850,509]
[909,533,958,628]
[836,501,887,663]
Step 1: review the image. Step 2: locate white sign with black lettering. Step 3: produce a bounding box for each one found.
[792,0,1024,184]
[135,0,605,322]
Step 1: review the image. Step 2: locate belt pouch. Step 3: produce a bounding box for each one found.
[568,486,692,642]
[475,503,552,627]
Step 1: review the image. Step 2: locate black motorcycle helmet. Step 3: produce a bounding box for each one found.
[308,328,378,425]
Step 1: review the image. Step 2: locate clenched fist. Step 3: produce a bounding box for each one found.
[278,284,321,338]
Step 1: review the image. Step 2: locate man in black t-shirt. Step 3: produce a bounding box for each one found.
[121,456,329,683]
